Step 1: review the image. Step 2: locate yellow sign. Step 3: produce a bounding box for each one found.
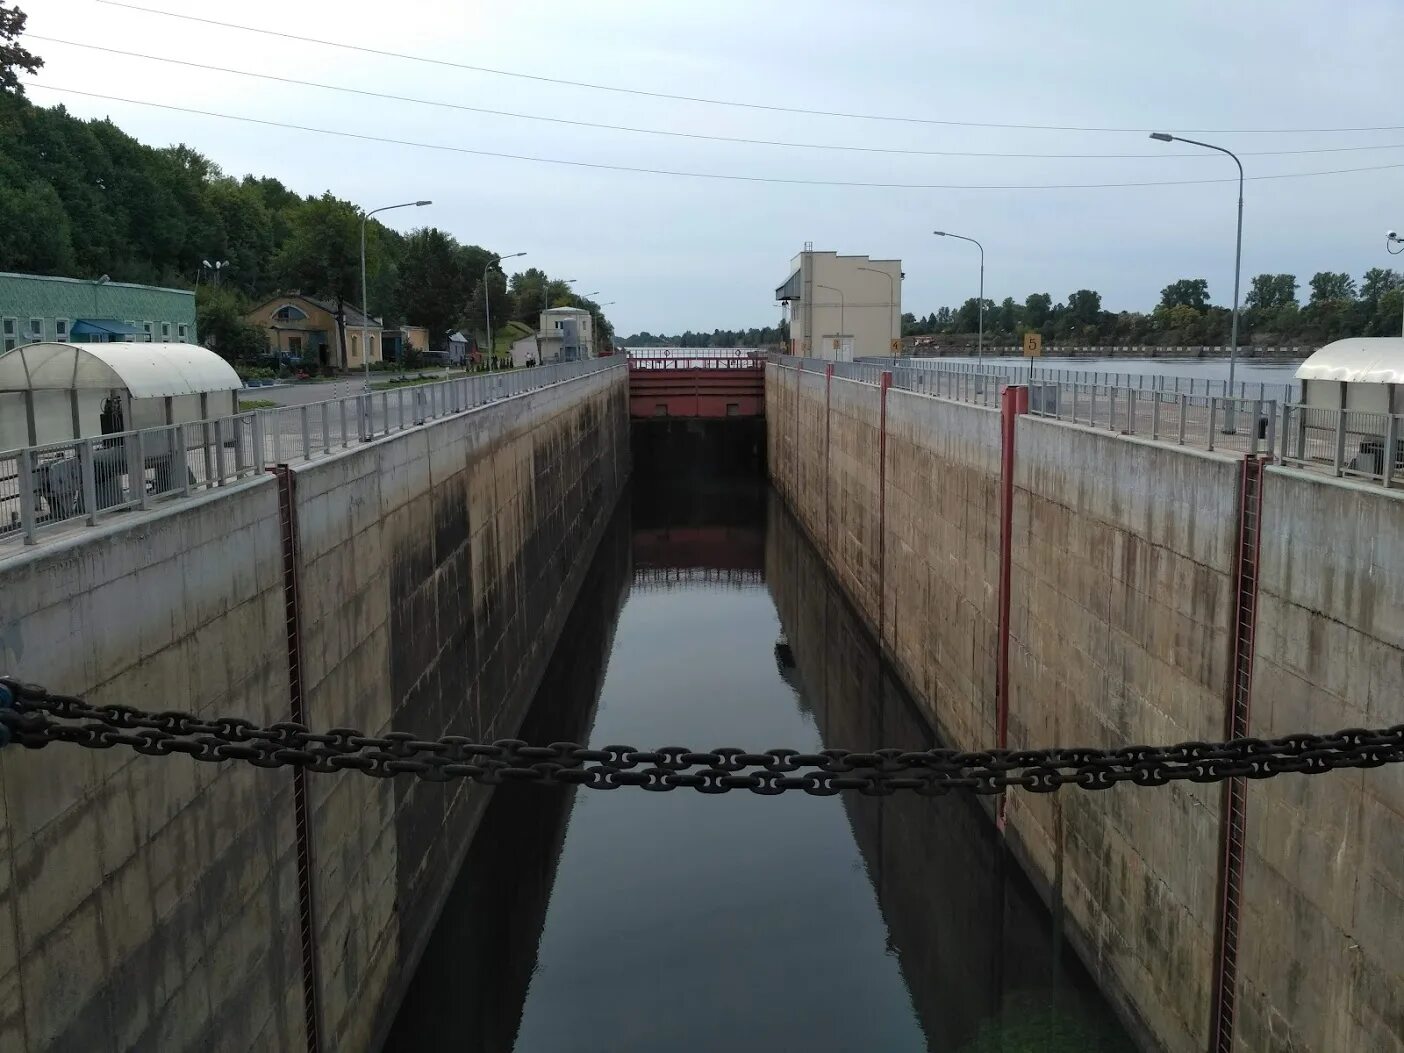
[890,338,901,353]
[1022,332,1043,357]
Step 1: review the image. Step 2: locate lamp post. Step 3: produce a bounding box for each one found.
[484,251,526,369]
[1388,231,1404,337]
[1151,132,1244,423]
[932,231,984,364]
[361,199,431,391]
[816,283,846,358]
[859,265,897,359]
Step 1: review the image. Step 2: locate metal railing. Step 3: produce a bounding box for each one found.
[871,357,1298,403]
[893,366,1006,408]
[628,355,764,371]
[2,359,622,548]
[1026,382,1276,455]
[1279,404,1403,487]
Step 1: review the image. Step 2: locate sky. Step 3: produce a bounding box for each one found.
[19,0,1404,334]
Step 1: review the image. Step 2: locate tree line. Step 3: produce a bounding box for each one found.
[905,270,1403,347]
[621,325,788,348]
[0,55,611,362]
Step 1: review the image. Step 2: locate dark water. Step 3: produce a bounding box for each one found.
[386,440,1134,1053]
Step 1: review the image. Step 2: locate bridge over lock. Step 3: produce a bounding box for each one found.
[0,354,1401,1053]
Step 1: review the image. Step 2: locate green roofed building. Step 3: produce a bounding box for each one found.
[0,271,197,353]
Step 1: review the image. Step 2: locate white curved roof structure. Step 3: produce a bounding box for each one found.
[0,341,240,398]
[1295,337,1404,384]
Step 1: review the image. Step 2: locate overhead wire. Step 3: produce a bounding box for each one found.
[29,36,1404,161]
[26,83,1404,191]
[86,0,1404,135]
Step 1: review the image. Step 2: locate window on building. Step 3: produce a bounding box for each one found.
[55,319,69,340]
[2,339,13,353]
[143,322,153,339]
[161,322,171,341]
[28,318,43,339]
[177,324,188,341]
[2,318,14,338]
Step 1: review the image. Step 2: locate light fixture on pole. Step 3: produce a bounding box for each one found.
[484,251,526,366]
[932,231,984,364]
[859,265,898,359]
[1150,132,1244,427]
[361,199,431,393]
[1388,230,1404,337]
[816,283,846,357]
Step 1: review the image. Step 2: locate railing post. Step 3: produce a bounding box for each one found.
[300,405,312,462]
[340,397,350,446]
[128,429,147,508]
[1208,399,1219,451]
[1250,400,1263,455]
[270,409,283,465]
[16,447,38,544]
[1384,414,1399,489]
[78,440,99,524]
[175,424,191,495]
[1178,394,1188,445]
[211,419,226,487]
[1333,409,1347,476]
[1151,393,1161,439]
[251,412,265,473]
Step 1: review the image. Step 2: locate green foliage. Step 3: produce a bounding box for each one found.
[0,94,612,357]
[1308,271,1356,305]
[622,325,788,348]
[1159,278,1210,311]
[1023,293,1052,329]
[0,3,41,96]
[196,286,267,361]
[1245,273,1297,315]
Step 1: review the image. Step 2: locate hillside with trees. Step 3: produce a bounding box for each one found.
[620,325,788,348]
[905,269,1403,350]
[0,16,611,361]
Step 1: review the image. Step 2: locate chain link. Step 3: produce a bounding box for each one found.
[2,678,1401,796]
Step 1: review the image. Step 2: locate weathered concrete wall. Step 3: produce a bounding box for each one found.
[1007,419,1239,1051]
[295,364,628,1050]
[0,479,302,1053]
[766,361,1404,1053]
[0,363,629,1052]
[1236,470,1404,1053]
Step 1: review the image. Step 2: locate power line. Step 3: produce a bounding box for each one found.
[87,0,1404,136]
[27,83,1404,191]
[31,36,1404,162]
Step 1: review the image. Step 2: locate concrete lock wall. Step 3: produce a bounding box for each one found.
[1006,420,1239,1051]
[0,364,629,1052]
[1237,470,1404,1053]
[765,361,1404,1053]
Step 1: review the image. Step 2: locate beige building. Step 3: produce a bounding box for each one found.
[775,248,902,360]
[537,306,595,362]
[246,294,382,370]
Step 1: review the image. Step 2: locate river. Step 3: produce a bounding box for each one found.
[385,445,1135,1052]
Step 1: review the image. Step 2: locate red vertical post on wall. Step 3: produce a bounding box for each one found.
[825,364,834,553]
[877,370,893,644]
[995,384,1029,831]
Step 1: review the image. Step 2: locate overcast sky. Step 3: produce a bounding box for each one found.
[22,0,1404,333]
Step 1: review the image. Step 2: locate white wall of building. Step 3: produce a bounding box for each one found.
[539,307,595,359]
[783,251,901,361]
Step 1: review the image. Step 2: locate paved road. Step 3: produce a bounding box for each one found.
[239,370,471,408]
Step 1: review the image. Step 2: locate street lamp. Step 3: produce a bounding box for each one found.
[361,199,431,391]
[816,283,846,358]
[484,251,526,366]
[858,265,897,358]
[1151,132,1244,420]
[1388,231,1404,337]
[932,231,985,363]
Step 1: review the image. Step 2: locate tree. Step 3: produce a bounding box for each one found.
[0,4,41,95]
[1159,278,1210,311]
[394,227,467,350]
[1023,293,1052,330]
[196,286,266,361]
[1065,289,1102,328]
[1359,268,1401,310]
[0,179,75,272]
[1307,271,1356,305]
[273,194,364,368]
[995,297,1020,333]
[1244,273,1297,315]
[468,268,512,351]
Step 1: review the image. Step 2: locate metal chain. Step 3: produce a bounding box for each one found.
[2,678,1401,796]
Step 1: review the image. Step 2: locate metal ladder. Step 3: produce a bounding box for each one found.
[1209,454,1265,1053]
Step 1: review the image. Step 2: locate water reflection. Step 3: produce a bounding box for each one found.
[386,473,1133,1052]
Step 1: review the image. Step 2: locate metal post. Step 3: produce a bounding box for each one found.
[1251,400,1263,455]
[340,398,349,446]
[300,405,311,461]
[79,441,98,525]
[17,448,38,543]
[1208,399,1219,450]
[130,429,147,507]
[271,410,283,465]
[1333,409,1347,476]
[211,420,224,487]
[1152,393,1161,440]
[1178,394,1188,445]
[176,425,191,495]
[1384,413,1399,488]
[251,413,265,474]
[319,405,329,455]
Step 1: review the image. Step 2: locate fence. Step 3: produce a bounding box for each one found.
[1026,383,1276,456]
[2,359,622,548]
[1279,404,1403,487]
[871,356,1298,403]
[627,355,764,371]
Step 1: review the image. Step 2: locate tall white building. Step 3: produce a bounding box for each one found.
[775,248,902,360]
